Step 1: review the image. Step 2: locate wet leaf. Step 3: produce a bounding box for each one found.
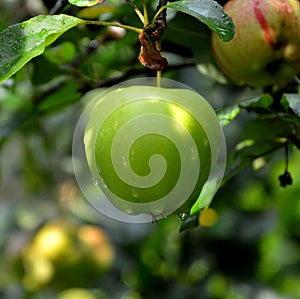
[0,15,84,83]
[166,0,235,42]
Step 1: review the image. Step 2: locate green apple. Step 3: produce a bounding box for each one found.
[84,85,222,217]
[212,0,300,88]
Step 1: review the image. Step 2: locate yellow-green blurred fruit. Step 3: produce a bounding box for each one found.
[19,220,114,291]
[58,288,97,299]
[78,225,114,270]
[32,221,74,261]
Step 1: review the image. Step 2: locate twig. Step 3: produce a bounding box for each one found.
[125,0,144,23]
[154,0,168,21]
[142,0,149,25]
[50,0,70,15]
[79,62,195,92]
[84,20,142,33]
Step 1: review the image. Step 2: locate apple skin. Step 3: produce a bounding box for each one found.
[212,0,300,88]
[84,86,222,217]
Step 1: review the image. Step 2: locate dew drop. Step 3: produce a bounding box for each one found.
[125,208,135,215]
[190,145,198,160]
[99,177,108,189]
[150,205,165,217]
[131,188,138,198]
[178,213,188,221]
[122,156,127,166]
[90,176,98,186]
[38,28,48,37]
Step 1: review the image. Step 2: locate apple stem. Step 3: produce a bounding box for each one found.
[153,0,168,86]
[156,70,162,87]
[155,39,163,87]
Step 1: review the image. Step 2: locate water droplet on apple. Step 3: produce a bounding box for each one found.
[99,177,108,189]
[190,145,198,160]
[122,156,127,166]
[131,188,138,198]
[90,176,98,186]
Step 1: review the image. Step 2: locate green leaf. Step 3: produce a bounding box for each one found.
[38,81,81,112]
[244,119,293,142]
[68,0,102,7]
[281,94,300,117]
[217,104,240,127]
[44,41,77,65]
[240,94,274,109]
[164,13,211,48]
[166,0,235,42]
[238,94,274,115]
[222,118,293,184]
[0,14,84,83]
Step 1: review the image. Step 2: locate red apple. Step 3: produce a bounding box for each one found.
[212,0,300,88]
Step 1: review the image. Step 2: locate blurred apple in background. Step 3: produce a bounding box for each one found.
[15,220,114,291]
[57,288,99,299]
[212,0,300,88]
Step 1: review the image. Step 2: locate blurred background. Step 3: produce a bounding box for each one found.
[1,1,300,298]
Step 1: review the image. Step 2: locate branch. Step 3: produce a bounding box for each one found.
[125,0,144,23]
[79,62,196,92]
[50,0,70,15]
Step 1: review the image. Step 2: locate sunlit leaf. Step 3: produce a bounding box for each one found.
[68,0,103,7]
[281,94,300,117]
[0,15,84,83]
[217,104,240,127]
[77,5,115,19]
[166,0,235,42]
